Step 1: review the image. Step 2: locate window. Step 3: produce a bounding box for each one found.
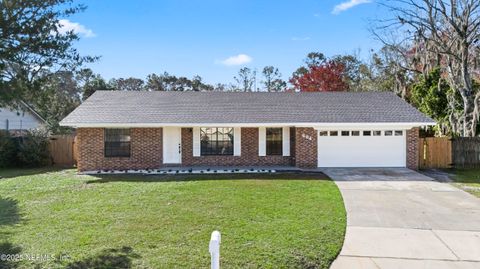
[384,130,393,136]
[373,130,381,136]
[341,131,350,136]
[266,128,283,155]
[104,129,131,157]
[329,131,338,136]
[319,131,328,136]
[363,130,371,136]
[200,127,233,155]
[352,131,360,136]
[395,130,403,136]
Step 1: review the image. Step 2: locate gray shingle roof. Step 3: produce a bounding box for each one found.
[60,91,435,126]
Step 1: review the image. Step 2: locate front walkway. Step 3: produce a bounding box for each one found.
[323,168,480,269]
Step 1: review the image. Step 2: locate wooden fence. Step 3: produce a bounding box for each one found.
[49,134,76,167]
[418,137,452,169]
[452,137,480,168]
[419,137,480,169]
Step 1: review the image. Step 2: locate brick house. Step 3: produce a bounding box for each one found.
[60,91,435,172]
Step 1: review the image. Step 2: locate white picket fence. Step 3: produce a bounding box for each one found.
[209,231,221,269]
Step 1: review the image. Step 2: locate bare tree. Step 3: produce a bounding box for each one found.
[375,0,480,136]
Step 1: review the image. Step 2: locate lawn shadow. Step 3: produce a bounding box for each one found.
[85,172,330,184]
[0,167,65,180]
[439,168,480,184]
[0,241,22,269]
[0,197,21,226]
[63,246,140,269]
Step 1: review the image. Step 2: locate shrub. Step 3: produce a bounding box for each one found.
[0,130,17,167]
[17,129,51,167]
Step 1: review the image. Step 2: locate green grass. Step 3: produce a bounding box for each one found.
[0,169,346,269]
[449,168,480,198]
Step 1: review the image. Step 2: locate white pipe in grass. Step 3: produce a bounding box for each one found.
[209,231,221,269]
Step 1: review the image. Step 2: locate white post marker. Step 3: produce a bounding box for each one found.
[209,231,221,269]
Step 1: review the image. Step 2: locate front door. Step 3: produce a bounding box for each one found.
[163,127,182,164]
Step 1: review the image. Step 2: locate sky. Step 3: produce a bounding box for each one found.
[65,0,386,85]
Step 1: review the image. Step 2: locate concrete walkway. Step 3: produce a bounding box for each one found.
[323,168,480,269]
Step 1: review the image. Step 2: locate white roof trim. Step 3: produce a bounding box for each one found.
[60,122,436,128]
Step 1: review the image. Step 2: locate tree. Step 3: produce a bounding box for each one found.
[234,67,256,92]
[411,68,454,136]
[0,0,96,105]
[331,54,367,91]
[376,0,480,136]
[305,52,326,67]
[261,66,286,92]
[82,76,112,100]
[356,47,413,96]
[146,73,214,91]
[109,77,145,91]
[290,59,348,92]
[27,71,82,133]
[191,75,214,91]
[146,72,170,91]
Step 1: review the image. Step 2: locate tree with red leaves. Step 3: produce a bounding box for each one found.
[290,59,348,92]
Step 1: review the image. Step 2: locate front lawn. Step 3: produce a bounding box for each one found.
[449,168,480,198]
[0,169,346,269]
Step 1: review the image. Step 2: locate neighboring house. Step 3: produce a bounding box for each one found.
[0,101,46,134]
[60,91,435,172]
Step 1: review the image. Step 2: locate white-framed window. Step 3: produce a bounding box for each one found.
[319,131,328,136]
[351,131,360,136]
[330,131,338,136]
[266,128,282,155]
[104,129,131,157]
[384,130,393,136]
[200,127,234,155]
[363,130,371,136]
[259,127,289,157]
[394,130,403,136]
[341,131,350,136]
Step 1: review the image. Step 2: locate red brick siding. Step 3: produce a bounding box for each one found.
[406,127,419,169]
[290,127,296,160]
[181,128,293,166]
[76,126,420,171]
[294,127,317,168]
[76,128,162,172]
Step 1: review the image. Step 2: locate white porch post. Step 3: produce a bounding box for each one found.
[258,127,266,156]
[233,127,241,156]
[193,127,200,157]
[282,127,290,156]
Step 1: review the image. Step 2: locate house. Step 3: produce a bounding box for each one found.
[59,91,435,172]
[0,101,46,134]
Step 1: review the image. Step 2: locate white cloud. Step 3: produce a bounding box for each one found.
[291,37,311,41]
[332,0,372,14]
[218,54,252,66]
[58,19,95,38]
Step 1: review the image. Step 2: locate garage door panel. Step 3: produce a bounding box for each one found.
[317,134,406,167]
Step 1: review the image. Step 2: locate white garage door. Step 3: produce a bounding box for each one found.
[317,130,406,167]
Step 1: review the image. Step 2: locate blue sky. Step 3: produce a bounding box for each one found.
[66,0,385,84]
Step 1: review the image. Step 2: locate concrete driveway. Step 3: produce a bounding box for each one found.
[323,168,480,269]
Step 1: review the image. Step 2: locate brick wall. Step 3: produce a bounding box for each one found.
[294,127,317,168]
[406,127,419,170]
[76,128,162,172]
[181,128,293,166]
[76,126,420,171]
